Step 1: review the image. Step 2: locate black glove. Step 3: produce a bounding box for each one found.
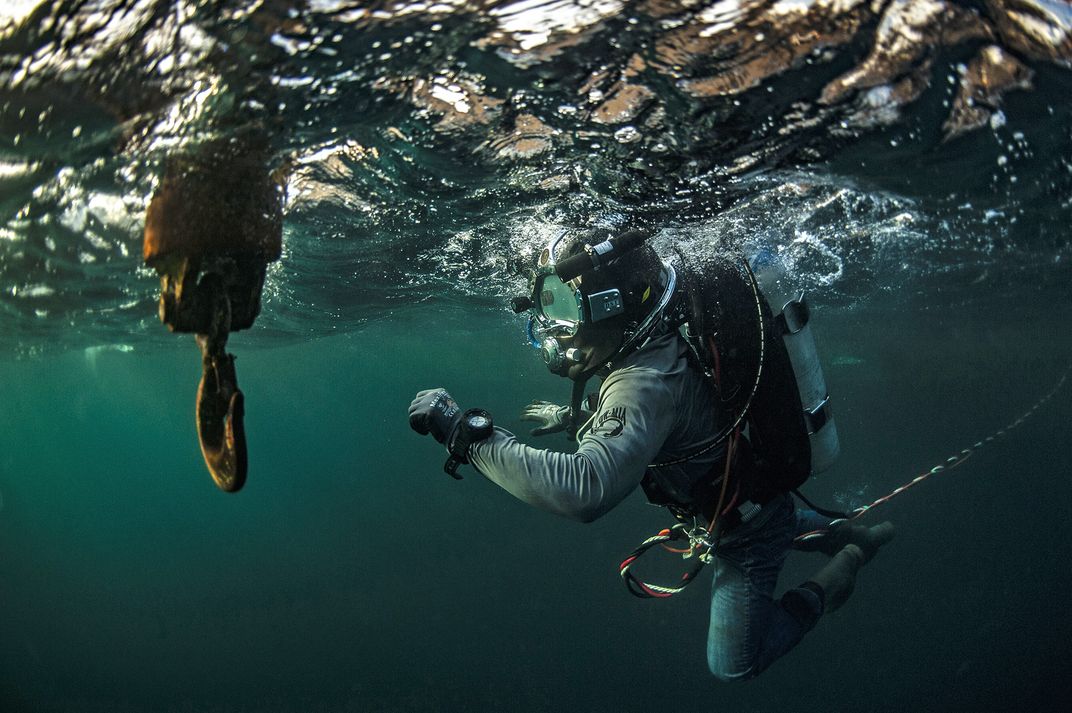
[408,388,462,444]
[519,400,570,436]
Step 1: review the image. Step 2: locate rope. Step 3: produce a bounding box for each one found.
[621,431,739,599]
[620,523,716,598]
[795,364,1070,545]
[624,363,1069,596]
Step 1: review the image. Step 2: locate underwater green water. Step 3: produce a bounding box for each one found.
[3,1,1072,710]
[2,293,1070,712]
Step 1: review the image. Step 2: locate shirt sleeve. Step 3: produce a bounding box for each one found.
[467,366,676,522]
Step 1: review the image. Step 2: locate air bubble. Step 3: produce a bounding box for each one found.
[614,126,641,143]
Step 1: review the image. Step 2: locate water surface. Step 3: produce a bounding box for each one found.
[1,1,1071,711]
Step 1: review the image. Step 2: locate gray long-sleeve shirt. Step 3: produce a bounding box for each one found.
[469,331,727,522]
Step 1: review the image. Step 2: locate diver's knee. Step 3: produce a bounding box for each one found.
[707,662,759,683]
[706,650,759,682]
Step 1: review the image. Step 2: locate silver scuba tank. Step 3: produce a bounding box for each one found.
[750,251,840,474]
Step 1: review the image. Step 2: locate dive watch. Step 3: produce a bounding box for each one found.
[444,408,494,479]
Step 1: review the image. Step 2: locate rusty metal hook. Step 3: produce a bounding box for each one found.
[193,280,247,492]
[196,336,248,492]
[144,139,282,493]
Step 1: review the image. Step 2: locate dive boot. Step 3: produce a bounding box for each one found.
[816,521,895,563]
[807,544,865,613]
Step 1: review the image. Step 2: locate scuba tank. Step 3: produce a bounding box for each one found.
[749,249,840,474]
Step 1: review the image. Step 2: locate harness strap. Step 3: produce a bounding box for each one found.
[619,429,745,599]
[565,376,589,441]
[648,258,766,469]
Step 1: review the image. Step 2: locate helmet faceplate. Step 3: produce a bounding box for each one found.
[524,231,676,378]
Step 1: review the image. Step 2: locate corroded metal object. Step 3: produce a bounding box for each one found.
[196,325,247,493]
[143,137,282,492]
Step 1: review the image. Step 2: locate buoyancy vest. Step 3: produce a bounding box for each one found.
[640,252,819,516]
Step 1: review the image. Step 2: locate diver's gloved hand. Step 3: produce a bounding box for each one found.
[520,400,570,436]
[408,388,462,444]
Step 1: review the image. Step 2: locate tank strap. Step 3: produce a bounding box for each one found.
[776,294,810,334]
[804,395,833,434]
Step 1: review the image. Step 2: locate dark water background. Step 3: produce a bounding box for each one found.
[3,297,1071,712]
[2,1,1072,711]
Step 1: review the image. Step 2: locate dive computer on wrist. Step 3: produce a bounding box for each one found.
[444,408,494,479]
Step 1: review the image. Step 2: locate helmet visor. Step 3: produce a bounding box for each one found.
[534,274,582,326]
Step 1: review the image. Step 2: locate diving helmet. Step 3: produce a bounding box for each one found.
[513,228,677,381]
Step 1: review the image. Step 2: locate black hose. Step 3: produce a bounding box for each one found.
[791,488,850,520]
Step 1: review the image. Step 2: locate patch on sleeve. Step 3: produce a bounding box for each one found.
[592,406,626,438]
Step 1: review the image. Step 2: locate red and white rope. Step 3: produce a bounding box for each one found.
[796,365,1069,544]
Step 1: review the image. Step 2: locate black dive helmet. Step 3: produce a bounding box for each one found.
[512,228,678,383]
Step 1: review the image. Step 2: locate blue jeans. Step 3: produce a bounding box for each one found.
[706,493,833,681]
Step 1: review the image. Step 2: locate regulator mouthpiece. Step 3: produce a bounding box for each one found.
[540,339,584,372]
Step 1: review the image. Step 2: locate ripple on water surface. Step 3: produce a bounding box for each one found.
[0,1,1069,355]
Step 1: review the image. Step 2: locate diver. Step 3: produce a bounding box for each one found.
[408,228,894,680]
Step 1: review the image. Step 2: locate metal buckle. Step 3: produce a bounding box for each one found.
[804,395,833,434]
[777,294,810,334]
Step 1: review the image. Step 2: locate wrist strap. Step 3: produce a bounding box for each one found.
[443,409,493,479]
[444,419,469,479]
